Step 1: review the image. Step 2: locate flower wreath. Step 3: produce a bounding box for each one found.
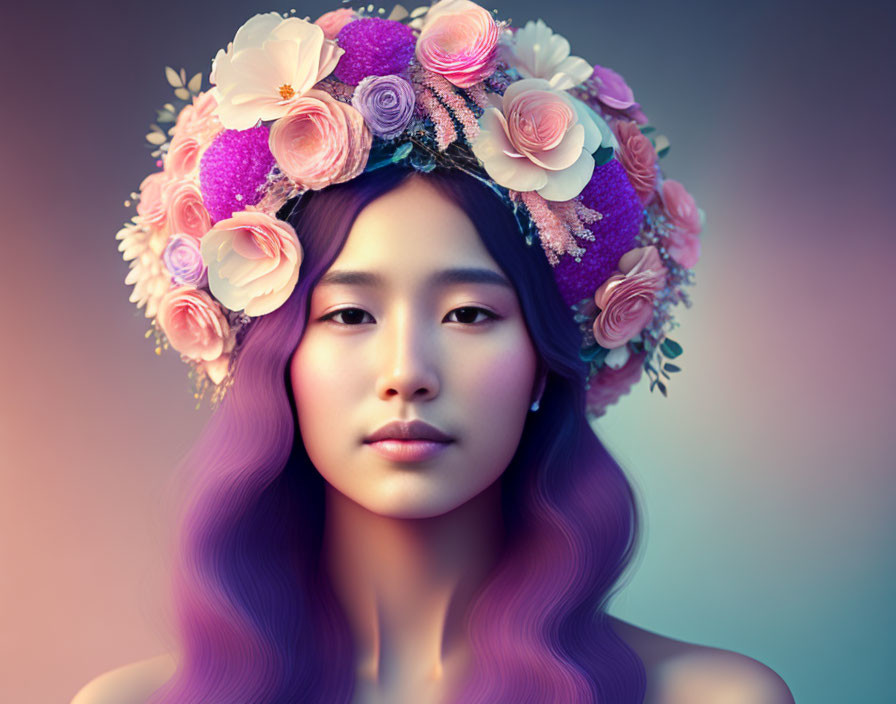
[115,1,704,420]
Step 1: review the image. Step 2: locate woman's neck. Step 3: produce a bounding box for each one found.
[321,481,505,702]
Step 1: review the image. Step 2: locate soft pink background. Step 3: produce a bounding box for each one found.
[1,1,893,702]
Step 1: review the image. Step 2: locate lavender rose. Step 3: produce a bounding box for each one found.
[351,74,415,140]
[163,234,208,287]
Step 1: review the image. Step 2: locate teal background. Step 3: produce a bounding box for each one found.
[0,1,892,702]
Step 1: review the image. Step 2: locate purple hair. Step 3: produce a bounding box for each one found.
[147,165,646,703]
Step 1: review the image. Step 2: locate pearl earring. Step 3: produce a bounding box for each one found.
[530,398,540,412]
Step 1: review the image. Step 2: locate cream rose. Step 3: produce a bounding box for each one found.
[471,77,602,201]
[157,285,234,362]
[162,179,212,240]
[592,246,667,349]
[415,0,500,88]
[268,89,372,191]
[200,210,303,316]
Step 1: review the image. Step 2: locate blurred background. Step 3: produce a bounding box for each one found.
[1,0,893,701]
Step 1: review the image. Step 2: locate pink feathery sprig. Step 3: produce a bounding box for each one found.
[414,67,480,143]
[465,82,491,111]
[416,87,457,151]
[510,191,601,266]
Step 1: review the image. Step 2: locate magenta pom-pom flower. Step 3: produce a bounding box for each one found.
[198,126,277,223]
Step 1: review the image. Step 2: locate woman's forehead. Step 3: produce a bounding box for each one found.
[332,178,501,276]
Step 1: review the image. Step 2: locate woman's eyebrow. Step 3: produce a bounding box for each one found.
[317,267,514,290]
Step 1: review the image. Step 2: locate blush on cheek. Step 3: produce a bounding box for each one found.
[464,345,535,412]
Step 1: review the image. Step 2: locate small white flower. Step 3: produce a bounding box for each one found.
[210,13,344,130]
[604,345,631,370]
[116,219,173,319]
[501,19,593,90]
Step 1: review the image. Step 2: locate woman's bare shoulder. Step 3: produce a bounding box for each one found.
[608,616,795,704]
[70,653,177,704]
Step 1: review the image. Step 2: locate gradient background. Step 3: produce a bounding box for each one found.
[1,0,893,701]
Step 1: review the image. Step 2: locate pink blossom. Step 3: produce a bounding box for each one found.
[586,350,646,419]
[614,120,658,205]
[157,285,233,362]
[592,246,667,349]
[314,8,356,40]
[268,89,372,191]
[415,0,500,88]
[162,179,212,240]
[135,171,170,230]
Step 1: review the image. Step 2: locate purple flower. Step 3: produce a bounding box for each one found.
[592,65,635,111]
[334,17,416,85]
[164,234,208,287]
[351,75,415,140]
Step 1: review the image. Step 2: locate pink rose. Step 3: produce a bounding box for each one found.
[592,246,667,349]
[314,8,356,40]
[268,89,371,191]
[415,0,500,88]
[586,350,646,419]
[665,227,701,269]
[660,179,701,268]
[614,120,658,205]
[661,180,701,235]
[157,285,234,362]
[174,90,221,140]
[471,78,603,201]
[164,132,200,177]
[162,179,212,240]
[199,210,303,316]
[135,171,170,230]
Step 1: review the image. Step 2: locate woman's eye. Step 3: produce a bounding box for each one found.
[320,306,498,326]
[321,308,373,326]
[444,306,499,325]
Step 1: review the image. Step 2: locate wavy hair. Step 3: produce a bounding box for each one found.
[147,164,647,703]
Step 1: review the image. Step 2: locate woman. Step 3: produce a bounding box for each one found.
[75,4,794,702]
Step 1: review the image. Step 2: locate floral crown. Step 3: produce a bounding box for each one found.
[116,1,704,419]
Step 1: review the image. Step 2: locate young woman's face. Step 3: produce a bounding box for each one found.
[290,176,540,519]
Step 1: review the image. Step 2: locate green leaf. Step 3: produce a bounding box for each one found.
[592,144,615,167]
[639,125,656,135]
[660,338,683,358]
[663,363,681,373]
[391,142,413,162]
[657,380,667,396]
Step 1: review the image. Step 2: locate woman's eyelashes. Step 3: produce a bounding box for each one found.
[319,306,501,327]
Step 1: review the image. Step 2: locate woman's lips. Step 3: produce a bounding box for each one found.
[365,439,453,463]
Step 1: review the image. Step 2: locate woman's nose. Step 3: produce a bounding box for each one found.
[374,311,440,403]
